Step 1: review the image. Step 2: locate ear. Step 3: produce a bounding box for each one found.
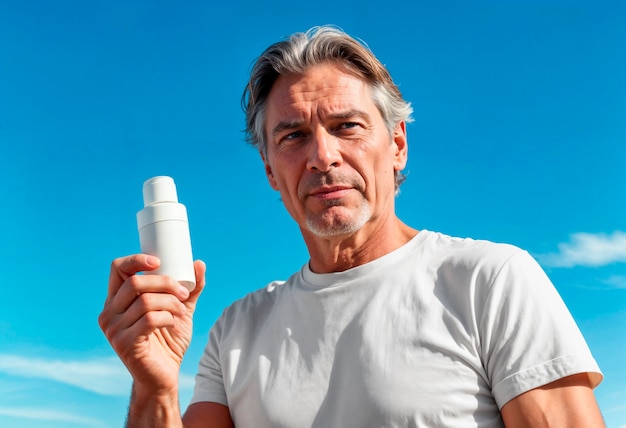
[260,150,279,191]
[392,121,408,171]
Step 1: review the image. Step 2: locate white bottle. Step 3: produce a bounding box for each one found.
[136,176,196,290]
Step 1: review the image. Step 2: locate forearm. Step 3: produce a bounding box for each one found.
[126,383,183,428]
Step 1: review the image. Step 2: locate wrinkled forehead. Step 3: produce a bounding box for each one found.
[265,63,373,122]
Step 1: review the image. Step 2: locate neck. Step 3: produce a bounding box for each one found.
[302,215,418,273]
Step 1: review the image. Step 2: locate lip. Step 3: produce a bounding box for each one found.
[308,185,353,200]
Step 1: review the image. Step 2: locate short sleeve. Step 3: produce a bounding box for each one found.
[478,251,602,408]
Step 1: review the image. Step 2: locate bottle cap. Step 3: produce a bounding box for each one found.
[143,176,178,206]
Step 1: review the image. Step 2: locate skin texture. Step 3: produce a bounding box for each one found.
[261,62,417,273]
[501,373,605,427]
[99,255,234,427]
[99,61,605,427]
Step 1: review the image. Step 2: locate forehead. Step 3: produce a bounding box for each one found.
[265,63,375,123]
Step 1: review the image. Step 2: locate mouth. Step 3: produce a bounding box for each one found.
[308,185,353,200]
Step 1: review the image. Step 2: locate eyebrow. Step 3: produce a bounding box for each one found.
[329,110,371,122]
[272,119,304,137]
[271,110,372,136]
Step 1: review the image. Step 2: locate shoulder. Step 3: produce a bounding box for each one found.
[416,230,550,311]
[420,230,528,275]
[216,270,301,328]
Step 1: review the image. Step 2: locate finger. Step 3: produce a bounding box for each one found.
[108,254,161,296]
[184,260,206,307]
[114,291,188,334]
[108,273,189,317]
[109,310,178,357]
[101,282,188,344]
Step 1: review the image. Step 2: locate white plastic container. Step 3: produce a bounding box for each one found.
[136,176,195,290]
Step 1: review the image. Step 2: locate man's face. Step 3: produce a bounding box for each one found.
[262,62,407,239]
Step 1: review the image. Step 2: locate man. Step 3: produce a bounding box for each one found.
[99,26,604,427]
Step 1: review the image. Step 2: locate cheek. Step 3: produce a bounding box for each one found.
[365,150,395,181]
[274,153,307,188]
[271,166,302,202]
[265,153,289,191]
[367,160,397,198]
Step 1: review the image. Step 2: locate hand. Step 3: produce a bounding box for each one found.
[98,254,206,395]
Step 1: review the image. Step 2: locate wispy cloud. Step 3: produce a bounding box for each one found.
[0,354,132,396]
[603,275,626,289]
[537,231,626,268]
[0,353,195,397]
[0,407,106,427]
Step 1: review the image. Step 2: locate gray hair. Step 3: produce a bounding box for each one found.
[242,26,414,191]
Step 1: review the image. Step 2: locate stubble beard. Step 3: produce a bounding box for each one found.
[305,198,372,238]
[299,170,371,238]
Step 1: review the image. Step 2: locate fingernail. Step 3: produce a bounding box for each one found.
[145,255,160,266]
[178,284,190,298]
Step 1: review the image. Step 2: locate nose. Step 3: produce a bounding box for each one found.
[306,128,342,172]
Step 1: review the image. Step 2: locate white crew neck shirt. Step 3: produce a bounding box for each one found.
[191,230,602,427]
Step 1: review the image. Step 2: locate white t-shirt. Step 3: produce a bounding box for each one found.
[191,230,602,427]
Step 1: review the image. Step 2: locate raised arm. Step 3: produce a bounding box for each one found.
[98,255,231,427]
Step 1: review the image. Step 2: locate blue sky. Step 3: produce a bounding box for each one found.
[0,1,625,427]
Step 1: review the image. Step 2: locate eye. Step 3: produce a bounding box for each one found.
[339,122,359,130]
[281,130,306,142]
[285,130,304,139]
[276,129,308,147]
[335,122,364,136]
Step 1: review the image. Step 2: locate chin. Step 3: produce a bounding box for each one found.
[305,206,372,238]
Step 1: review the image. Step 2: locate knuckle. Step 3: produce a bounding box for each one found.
[101,324,119,346]
[143,311,159,326]
[110,255,128,271]
[110,254,144,277]
[109,332,127,352]
[159,274,177,288]
[143,310,172,328]
[97,311,108,329]
[136,293,153,308]
[126,274,144,291]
